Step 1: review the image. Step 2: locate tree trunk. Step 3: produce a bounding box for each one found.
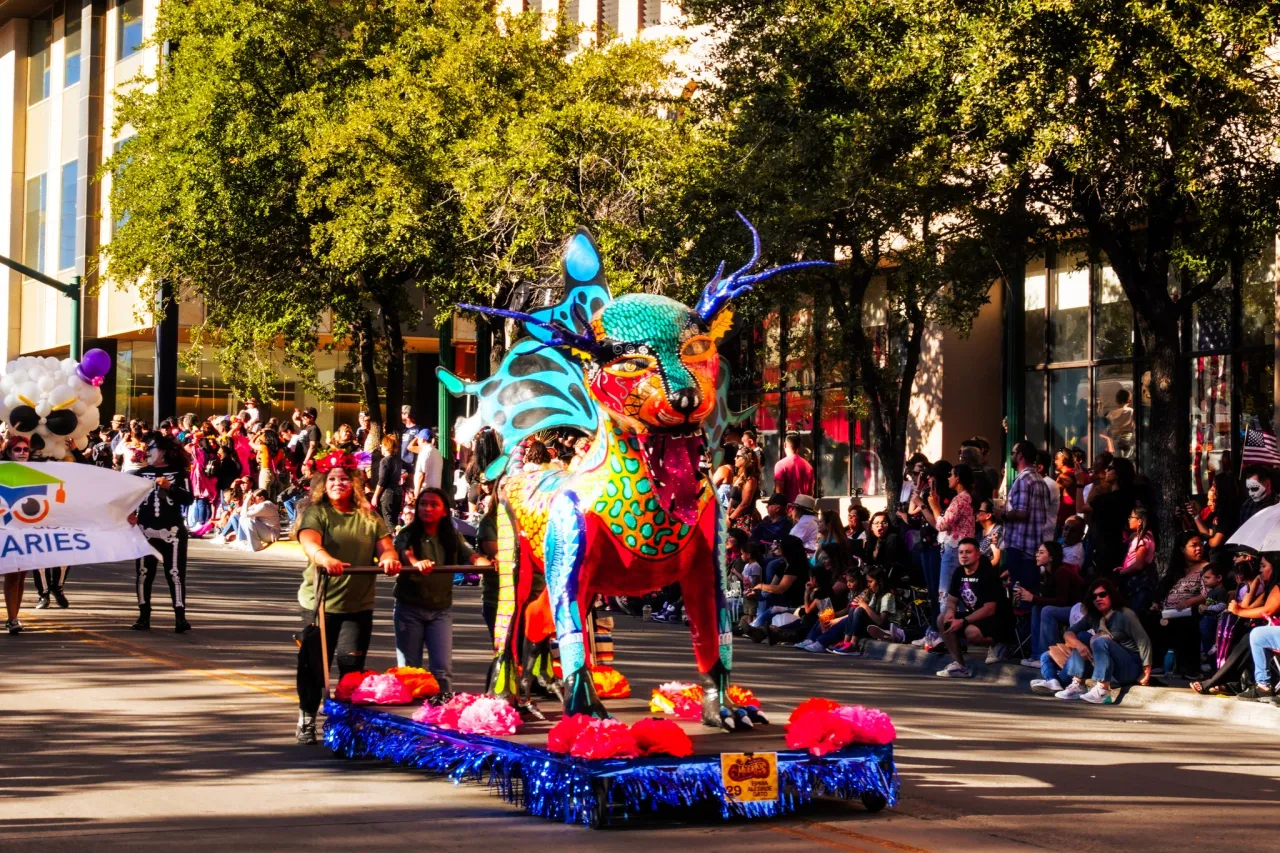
[1139,310,1186,568]
[381,298,405,434]
[810,295,826,498]
[355,312,383,435]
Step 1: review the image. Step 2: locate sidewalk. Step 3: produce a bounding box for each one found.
[854,637,1280,730]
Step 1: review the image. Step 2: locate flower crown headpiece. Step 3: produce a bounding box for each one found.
[315,449,358,474]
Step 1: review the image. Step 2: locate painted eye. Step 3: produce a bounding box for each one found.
[681,336,715,361]
[604,355,656,377]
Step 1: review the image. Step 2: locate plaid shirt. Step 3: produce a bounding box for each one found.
[1005,467,1051,554]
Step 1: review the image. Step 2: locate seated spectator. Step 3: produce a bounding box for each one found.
[795,569,862,652]
[1199,563,1230,665]
[228,489,282,552]
[1118,503,1157,612]
[1151,532,1210,679]
[1016,540,1085,667]
[745,535,809,642]
[737,541,766,630]
[788,495,820,552]
[1061,516,1086,569]
[831,567,903,653]
[975,500,1003,573]
[814,510,851,577]
[1230,556,1280,703]
[749,493,792,547]
[846,503,870,549]
[1031,577,1152,703]
[1193,554,1269,695]
[935,538,1012,677]
[861,511,907,573]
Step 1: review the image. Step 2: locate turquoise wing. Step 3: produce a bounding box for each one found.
[436,338,600,475]
[704,355,758,467]
[524,228,612,343]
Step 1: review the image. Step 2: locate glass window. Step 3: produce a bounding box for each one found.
[112,136,135,233]
[816,392,850,497]
[1049,368,1088,452]
[59,161,78,271]
[1024,262,1047,365]
[1189,355,1231,495]
[1024,371,1045,447]
[1190,275,1232,352]
[1094,364,1134,460]
[1094,265,1133,359]
[65,9,82,86]
[24,174,47,273]
[28,13,52,104]
[1049,253,1089,363]
[1239,348,1275,435]
[119,0,145,61]
[1241,242,1276,349]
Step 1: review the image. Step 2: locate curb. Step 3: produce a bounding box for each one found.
[857,639,1280,730]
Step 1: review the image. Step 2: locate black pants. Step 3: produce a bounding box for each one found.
[136,533,189,612]
[31,566,69,595]
[297,607,374,715]
[378,488,402,535]
[1153,615,1200,676]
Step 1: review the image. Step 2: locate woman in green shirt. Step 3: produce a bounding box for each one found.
[295,459,401,744]
[394,487,491,702]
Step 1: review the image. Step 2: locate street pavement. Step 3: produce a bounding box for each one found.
[3,540,1279,852]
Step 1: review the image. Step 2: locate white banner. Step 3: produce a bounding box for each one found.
[0,461,159,575]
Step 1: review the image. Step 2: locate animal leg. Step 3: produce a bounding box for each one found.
[543,493,605,718]
[488,501,521,700]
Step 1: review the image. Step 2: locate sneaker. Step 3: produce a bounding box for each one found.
[1030,678,1063,696]
[935,661,971,678]
[1055,681,1088,700]
[1080,684,1114,704]
[35,594,50,610]
[1020,657,1040,668]
[53,590,69,608]
[829,642,862,657]
[911,636,929,647]
[1236,684,1276,702]
[793,640,822,652]
[296,713,318,745]
[745,625,767,643]
[6,618,22,635]
[985,644,1007,665]
[868,624,906,643]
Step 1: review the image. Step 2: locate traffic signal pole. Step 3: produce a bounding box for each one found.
[0,253,81,360]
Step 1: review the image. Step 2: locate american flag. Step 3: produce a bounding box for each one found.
[1242,424,1280,470]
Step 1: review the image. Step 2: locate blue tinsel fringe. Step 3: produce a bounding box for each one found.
[322,700,899,826]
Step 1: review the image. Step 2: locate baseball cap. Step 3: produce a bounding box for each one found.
[767,493,787,507]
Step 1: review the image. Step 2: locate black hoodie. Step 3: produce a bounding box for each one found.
[133,466,193,534]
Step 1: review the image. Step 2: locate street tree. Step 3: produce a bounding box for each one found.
[682,0,1008,507]
[959,0,1280,554]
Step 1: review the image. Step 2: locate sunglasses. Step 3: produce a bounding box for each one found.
[9,446,29,454]
[1092,591,1110,599]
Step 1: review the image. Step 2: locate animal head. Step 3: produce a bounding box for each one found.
[462,213,828,435]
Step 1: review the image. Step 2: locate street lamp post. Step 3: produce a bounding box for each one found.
[0,253,82,361]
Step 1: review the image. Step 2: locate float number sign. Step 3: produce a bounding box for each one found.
[720,752,778,803]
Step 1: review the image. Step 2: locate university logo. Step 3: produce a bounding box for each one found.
[0,462,66,526]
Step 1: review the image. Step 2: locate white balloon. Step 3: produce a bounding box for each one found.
[36,376,55,393]
[49,384,74,405]
[43,356,59,370]
[35,402,51,418]
[9,368,27,383]
[18,382,39,403]
[3,393,16,409]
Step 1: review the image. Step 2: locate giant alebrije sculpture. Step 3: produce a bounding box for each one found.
[441,216,826,730]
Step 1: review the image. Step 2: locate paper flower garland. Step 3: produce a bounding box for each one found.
[411,693,522,736]
[385,666,440,699]
[784,697,896,756]
[546,715,694,759]
[335,670,379,702]
[351,673,414,706]
[550,663,633,699]
[648,681,761,719]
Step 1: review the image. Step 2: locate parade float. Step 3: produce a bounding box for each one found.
[323,220,899,827]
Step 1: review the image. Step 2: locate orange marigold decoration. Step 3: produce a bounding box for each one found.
[649,681,760,719]
[385,666,441,699]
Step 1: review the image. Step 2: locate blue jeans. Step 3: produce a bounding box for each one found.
[939,545,959,612]
[1033,604,1074,657]
[1040,630,1094,682]
[1063,636,1143,685]
[1248,624,1280,687]
[219,514,243,539]
[1004,547,1039,595]
[750,591,785,627]
[393,601,454,691]
[807,614,849,646]
[1200,612,1221,655]
[921,547,942,624]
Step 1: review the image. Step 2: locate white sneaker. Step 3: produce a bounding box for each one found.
[935,661,972,678]
[985,644,1007,665]
[1080,684,1114,704]
[1054,681,1088,700]
[911,636,929,647]
[1020,657,1041,668]
[1030,678,1063,696]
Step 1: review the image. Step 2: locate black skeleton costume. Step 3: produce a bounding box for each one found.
[131,437,194,632]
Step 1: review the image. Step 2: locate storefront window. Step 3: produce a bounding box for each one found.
[1094,265,1133,359]
[1049,368,1088,452]
[1094,365,1134,459]
[1239,349,1275,435]
[1190,277,1232,352]
[1241,243,1276,349]
[1049,254,1089,364]
[1024,262,1047,365]
[1190,355,1231,494]
[1025,371,1045,447]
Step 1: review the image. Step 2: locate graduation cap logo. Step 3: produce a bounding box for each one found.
[0,462,66,526]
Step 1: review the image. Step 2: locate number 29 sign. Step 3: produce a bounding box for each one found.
[720,752,779,803]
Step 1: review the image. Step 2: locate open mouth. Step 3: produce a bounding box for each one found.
[638,430,706,526]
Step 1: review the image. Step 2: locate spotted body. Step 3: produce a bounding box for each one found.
[441,216,826,727]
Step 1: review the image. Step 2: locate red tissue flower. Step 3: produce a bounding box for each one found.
[546,714,596,754]
[630,717,694,758]
[334,670,378,702]
[569,718,639,760]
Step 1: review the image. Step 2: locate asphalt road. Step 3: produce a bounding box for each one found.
[3,541,1278,852]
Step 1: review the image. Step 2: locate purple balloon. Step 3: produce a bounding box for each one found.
[76,348,112,384]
